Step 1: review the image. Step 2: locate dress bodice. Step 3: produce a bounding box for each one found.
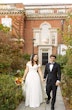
[26,63,41,72]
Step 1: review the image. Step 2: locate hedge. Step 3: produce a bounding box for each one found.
[0,74,23,110]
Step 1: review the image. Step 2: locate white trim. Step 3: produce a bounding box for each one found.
[25,5,72,9]
[40,21,51,28]
[38,45,52,65]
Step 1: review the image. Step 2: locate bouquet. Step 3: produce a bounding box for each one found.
[15,77,23,86]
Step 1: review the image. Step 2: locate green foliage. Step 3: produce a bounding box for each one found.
[23,54,30,61]
[66,47,72,57]
[0,24,4,30]
[61,75,72,108]
[0,74,23,110]
[63,14,72,47]
[0,54,12,74]
[0,17,27,110]
[61,14,72,77]
[60,14,72,108]
[10,56,25,73]
[0,24,10,33]
[63,52,72,78]
[0,27,30,73]
[64,64,72,78]
[56,55,67,69]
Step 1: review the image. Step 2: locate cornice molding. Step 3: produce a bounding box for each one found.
[0,9,25,15]
[26,13,67,20]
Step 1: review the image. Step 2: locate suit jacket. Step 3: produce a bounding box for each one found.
[44,62,61,84]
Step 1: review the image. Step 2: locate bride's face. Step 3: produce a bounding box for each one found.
[33,55,38,62]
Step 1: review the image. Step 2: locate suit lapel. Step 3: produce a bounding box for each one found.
[52,62,56,71]
[48,63,51,72]
[48,62,56,72]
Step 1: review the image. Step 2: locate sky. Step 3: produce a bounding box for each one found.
[0,0,72,4]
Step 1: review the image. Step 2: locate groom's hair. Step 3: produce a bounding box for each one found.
[50,54,56,59]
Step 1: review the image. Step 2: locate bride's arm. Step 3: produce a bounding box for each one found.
[22,65,29,81]
[38,67,44,82]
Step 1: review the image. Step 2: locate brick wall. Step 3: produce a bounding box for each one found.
[24,19,63,54]
[0,3,72,56]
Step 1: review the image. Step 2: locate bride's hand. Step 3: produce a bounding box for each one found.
[22,78,25,81]
[41,78,45,82]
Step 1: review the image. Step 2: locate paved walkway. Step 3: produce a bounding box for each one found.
[16,85,66,110]
[16,66,66,110]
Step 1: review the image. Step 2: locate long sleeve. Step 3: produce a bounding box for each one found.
[44,63,48,79]
[57,64,61,81]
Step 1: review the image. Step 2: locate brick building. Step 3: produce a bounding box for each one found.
[0,3,72,65]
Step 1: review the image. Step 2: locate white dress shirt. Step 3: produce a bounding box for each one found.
[49,63,54,72]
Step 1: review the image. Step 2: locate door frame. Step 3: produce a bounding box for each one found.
[38,45,52,65]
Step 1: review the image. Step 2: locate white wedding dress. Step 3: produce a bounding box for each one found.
[22,63,43,108]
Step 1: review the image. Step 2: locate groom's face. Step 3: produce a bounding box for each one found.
[50,56,56,62]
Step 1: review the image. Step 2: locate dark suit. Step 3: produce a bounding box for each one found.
[44,62,61,107]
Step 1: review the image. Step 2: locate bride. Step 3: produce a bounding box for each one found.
[22,54,44,108]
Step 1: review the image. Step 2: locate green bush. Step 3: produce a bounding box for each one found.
[59,51,72,108]
[56,55,67,69]
[0,74,23,110]
[64,64,72,78]
[10,57,25,73]
[0,55,12,74]
[63,53,72,78]
[23,54,30,61]
[0,28,30,74]
[61,75,72,108]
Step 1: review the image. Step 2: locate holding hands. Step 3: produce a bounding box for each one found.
[55,80,60,86]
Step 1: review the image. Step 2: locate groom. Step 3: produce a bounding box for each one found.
[44,54,61,110]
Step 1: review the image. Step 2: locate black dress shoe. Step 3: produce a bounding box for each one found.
[46,97,51,104]
[46,99,50,104]
[51,106,54,110]
[51,108,54,110]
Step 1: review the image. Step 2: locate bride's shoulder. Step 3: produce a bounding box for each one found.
[38,63,41,67]
[27,61,31,64]
[26,61,31,66]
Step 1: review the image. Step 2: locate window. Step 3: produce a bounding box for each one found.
[52,35,55,44]
[33,29,41,46]
[26,9,35,14]
[1,17,12,31]
[57,9,65,13]
[50,29,57,46]
[39,9,54,14]
[34,32,39,45]
[40,23,51,44]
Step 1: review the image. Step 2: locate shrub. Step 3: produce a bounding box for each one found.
[0,74,23,110]
[23,54,30,61]
[56,55,68,71]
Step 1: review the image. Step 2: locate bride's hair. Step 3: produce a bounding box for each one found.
[31,54,38,66]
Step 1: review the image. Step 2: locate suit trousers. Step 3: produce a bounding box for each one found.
[46,82,57,107]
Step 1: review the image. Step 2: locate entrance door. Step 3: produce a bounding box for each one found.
[42,53,48,65]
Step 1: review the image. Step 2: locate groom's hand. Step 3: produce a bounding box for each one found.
[55,80,60,86]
